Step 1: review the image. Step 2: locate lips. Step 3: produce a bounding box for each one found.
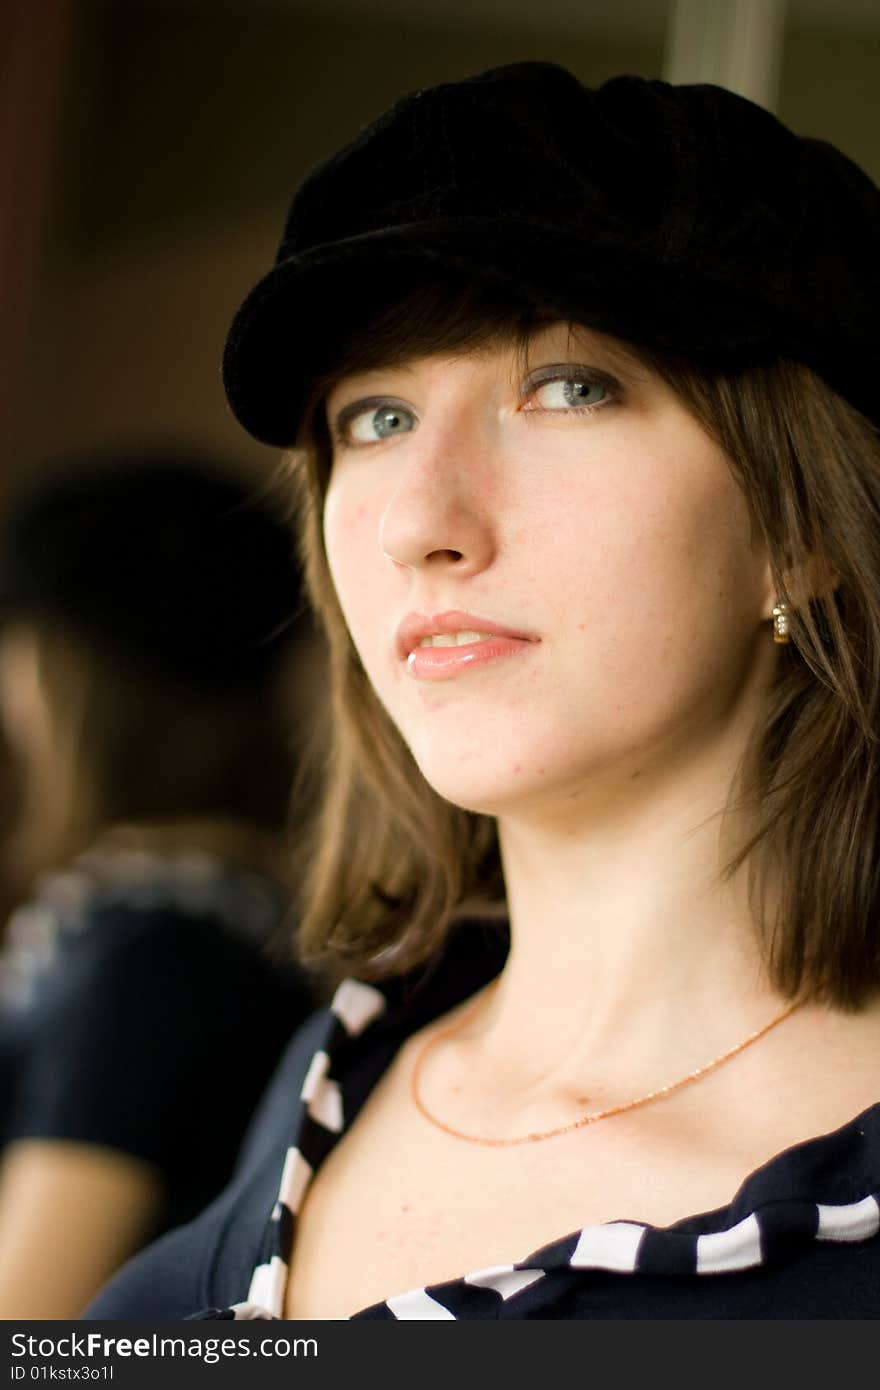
[395,610,539,682]
[395,610,537,660]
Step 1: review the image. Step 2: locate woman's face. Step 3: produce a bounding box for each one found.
[322,321,778,817]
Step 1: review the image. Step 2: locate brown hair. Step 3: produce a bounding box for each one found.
[282,279,880,1008]
[1,616,308,894]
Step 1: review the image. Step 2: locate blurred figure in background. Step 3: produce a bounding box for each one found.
[0,455,319,1317]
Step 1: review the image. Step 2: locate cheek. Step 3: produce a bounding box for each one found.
[541,438,763,691]
[322,483,386,651]
[601,428,751,585]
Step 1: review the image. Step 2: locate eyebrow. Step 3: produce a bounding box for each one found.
[324,362,421,412]
[324,325,655,419]
[525,324,655,383]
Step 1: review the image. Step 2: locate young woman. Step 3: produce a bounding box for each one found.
[89,63,880,1319]
[0,456,318,1317]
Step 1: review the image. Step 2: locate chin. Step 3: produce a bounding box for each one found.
[412,751,557,818]
[395,704,572,812]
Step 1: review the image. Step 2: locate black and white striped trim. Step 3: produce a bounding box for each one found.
[0,850,286,1011]
[236,1192,880,1321]
[244,979,387,1316]
[376,1194,880,1319]
[239,970,880,1320]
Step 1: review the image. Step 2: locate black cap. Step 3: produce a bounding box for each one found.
[0,455,305,696]
[223,61,880,447]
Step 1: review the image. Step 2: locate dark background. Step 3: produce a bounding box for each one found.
[1,0,879,487]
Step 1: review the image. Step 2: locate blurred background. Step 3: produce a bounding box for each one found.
[1,0,879,489]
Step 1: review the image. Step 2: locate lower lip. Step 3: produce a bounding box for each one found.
[405,638,536,681]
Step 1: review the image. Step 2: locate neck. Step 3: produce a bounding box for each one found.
[476,733,784,1092]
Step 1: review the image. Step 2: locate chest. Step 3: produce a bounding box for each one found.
[281,1045,763,1320]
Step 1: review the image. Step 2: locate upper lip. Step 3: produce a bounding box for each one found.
[395,610,539,659]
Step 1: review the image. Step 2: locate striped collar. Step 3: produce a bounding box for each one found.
[0,849,286,1012]
[208,921,880,1320]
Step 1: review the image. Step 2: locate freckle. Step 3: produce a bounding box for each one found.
[537,767,545,775]
[401,1204,411,1213]
[578,622,586,630]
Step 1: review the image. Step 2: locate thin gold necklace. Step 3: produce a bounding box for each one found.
[410,991,803,1147]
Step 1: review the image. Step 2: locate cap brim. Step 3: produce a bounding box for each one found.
[222,218,778,448]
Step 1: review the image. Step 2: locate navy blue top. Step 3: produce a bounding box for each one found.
[0,849,314,1235]
[87,921,880,1320]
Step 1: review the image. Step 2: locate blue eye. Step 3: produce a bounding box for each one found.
[344,401,417,444]
[530,376,609,410]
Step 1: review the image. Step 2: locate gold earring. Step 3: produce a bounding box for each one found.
[772,600,791,644]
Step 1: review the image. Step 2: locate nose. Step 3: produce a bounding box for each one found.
[378,422,497,577]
